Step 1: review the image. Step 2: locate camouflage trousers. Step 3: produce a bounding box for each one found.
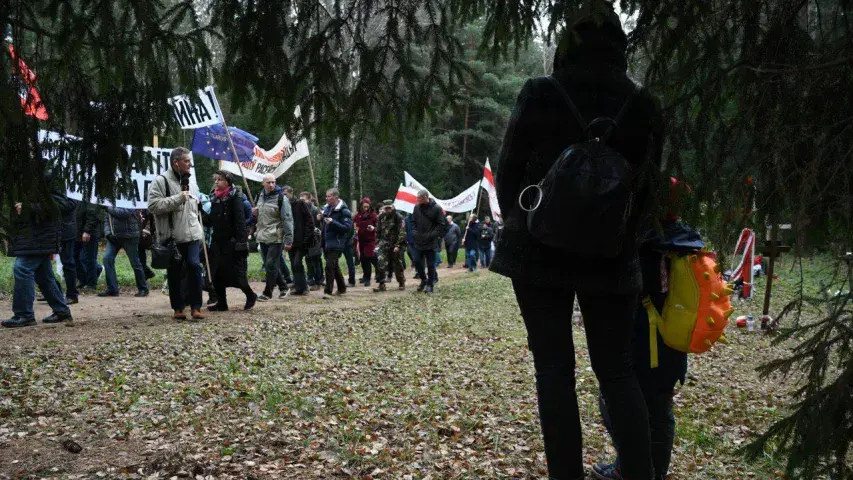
[376,242,406,286]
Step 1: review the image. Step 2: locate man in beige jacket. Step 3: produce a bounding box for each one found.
[147,147,205,320]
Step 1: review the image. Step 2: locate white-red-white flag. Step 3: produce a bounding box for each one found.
[393,184,419,214]
[730,228,756,299]
[480,158,501,222]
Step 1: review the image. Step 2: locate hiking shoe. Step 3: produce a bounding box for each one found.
[279,287,291,299]
[161,285,169,295]
[417,281,427,292]
[208,303,229,311]
[2,316,36,328]
[398,284,406,291]
[66,296,79,305]
[206,296,218,306]
[591,463,623,480]
[424,284,434,294]
[173,310,187,320]
[244,294,258,310]
[373,283,387,293]
[144,268,156,280]
[43,311,72,324]
[257,294,271,302]
[291,289,309,296]
[191,309,205,320]
[97,291,119,297]
[135,290,149,298]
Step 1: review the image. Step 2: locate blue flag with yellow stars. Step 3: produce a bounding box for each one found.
[191,124,258,162]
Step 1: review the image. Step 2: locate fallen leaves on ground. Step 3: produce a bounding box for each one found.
[0,271,801,479]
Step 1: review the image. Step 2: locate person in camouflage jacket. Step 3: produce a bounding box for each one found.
[373,200,407,292]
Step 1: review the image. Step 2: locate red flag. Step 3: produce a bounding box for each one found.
[7,44,49,120]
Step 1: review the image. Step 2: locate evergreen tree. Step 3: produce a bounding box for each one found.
[3,2,853,475]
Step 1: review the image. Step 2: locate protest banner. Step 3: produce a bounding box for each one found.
[39,130,199,209]
[402,172,480,213]
[217,108,311,183]
[167,85,223,129]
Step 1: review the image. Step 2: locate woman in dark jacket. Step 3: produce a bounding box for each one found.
[354,197,379,286]
[489,5,663,480]
[207,171,257,311]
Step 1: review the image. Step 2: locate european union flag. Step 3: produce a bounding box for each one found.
[191,124,258,162]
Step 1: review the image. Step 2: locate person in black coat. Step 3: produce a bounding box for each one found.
[101,206,149,297]
[411,190,447,293]
[3,161,73,328]
[462,214,481,272]
[284,185,315,295]
[207,171,256,311]
[489,5,664,480]
[53,193,78,304]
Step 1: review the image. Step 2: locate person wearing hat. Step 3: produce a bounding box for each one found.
[489,2,664,479]
[354,197,379,286]
[206,170,257,311]
[372,200,407,292]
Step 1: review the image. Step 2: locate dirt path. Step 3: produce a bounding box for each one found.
[0,266,472,350]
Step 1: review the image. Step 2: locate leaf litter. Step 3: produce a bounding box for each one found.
[0,271,801,478]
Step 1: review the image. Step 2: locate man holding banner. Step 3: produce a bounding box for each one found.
[147,147,205,321]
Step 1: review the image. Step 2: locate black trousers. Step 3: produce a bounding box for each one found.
[260,243,286,296]
[288,248,309,293]
[446,244,459,266]
[212,252,254,308]
[361,256,379,282]
[413,248,437,286]
[512,279,653,480]
[600,386,675,479]
[323,249,346,294]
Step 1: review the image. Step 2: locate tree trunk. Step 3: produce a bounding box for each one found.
[333,137,340,189]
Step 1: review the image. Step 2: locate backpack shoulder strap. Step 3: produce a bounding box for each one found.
[601,84,643,142]
[546,75,587,131]
[157,175,175,231]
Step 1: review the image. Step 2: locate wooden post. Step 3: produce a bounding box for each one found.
[762,222,779,316]
[219,120,255,208]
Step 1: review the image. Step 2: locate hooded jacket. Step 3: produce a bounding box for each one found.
[322,199,354,251]
[490,14,664,294]
[354,197,379,258]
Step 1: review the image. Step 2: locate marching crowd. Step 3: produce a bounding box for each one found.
[3,148,503,326]
[5,3,708,478]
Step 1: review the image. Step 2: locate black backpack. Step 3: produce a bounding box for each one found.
[520,76,642,258]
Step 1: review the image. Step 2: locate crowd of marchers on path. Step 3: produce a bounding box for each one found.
[3,151,503,327]
[3,2,733,479]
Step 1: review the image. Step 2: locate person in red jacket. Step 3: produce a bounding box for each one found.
[354,197,379,287]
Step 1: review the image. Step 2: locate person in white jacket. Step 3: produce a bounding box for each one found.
[147,147,205,321]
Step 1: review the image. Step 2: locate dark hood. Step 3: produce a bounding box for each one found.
[552,6,628,73]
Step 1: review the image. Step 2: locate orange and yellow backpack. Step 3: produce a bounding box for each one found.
[643,250,734,368]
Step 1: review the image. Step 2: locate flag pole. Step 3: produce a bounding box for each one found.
[462,162,486,248]
[307,155,320,206]
[220,119,256,208]
[197,204,213,287]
